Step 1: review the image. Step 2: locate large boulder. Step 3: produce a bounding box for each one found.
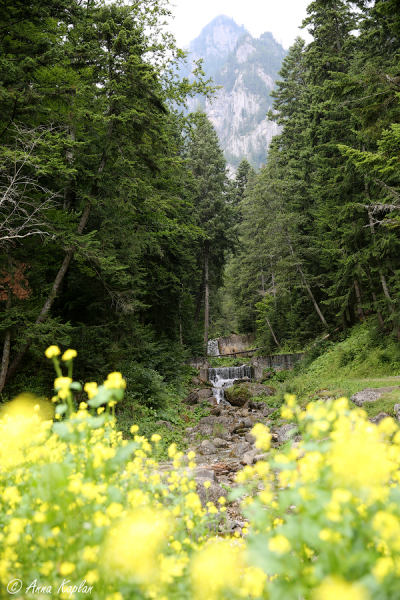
[213,437,228,448]
[199,440,217,455]
[183,391,199,406]
[194,468,215,481]
[242,450,257,465]
[370,412,391,424]
[350,387,400,407]
[230,440,253,458]
[245,432,256,444]
[198,388,213,399]
[225,383,276,407]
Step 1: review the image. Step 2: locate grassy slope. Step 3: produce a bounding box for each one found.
[266,320,400,418]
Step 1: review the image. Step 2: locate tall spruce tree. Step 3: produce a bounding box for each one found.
[186,112,233,347]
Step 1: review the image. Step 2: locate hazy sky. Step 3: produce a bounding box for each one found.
[167,0,313,49]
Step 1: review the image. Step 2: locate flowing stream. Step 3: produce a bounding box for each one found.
[208,365,253,404]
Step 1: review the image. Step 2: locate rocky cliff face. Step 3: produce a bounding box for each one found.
[186,16,286,174]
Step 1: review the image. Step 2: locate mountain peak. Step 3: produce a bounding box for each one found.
[189,16,248,75]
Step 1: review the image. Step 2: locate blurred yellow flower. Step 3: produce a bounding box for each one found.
[151,434,161,442]
[45,345,60,358]
[104,372,126,390]
[268,534,291,554]
[103,507,171,582]
[191,540,242,599]
[62,349,77,361]
[54,377,72,391]
[59,562,76,576]
[84,382,98,399]
[315,576,369,600]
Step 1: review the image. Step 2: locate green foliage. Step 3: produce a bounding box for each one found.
[0,0,223,394]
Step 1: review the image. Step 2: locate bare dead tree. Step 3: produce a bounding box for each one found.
[0,124,60,247]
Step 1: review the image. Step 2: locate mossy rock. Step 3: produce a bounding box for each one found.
[225,383,276,407]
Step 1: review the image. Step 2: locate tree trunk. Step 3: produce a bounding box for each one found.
[271,268,276,309]
[0,293,12,394]
[354,279,365,320]
[260,269,280,347]
[285,232,328,328]
[5,122,113,383]
[365,266,384,327]
[203,244,209,350]
[193,269,205,324]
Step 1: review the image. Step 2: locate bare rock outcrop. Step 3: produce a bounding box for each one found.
[350,387,400,407]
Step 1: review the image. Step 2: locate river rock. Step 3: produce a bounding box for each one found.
[194,468,216,481]
[350,387,400,407]
[198,388,213,399]
[245,432,256,444]
[194,415,235,437]
[394,404,400,421]
[230,440,252,458]
[213,437,228,448]
[274,423,299,444]
[155,420,174,431]
[183,391,199,406]
[242,450,256,465]
[253,453,269,462]
[370,412,391,424]
[200,440,217,454]
[196,478,228,507]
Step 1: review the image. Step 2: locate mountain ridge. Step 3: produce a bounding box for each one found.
[186,16,286,174]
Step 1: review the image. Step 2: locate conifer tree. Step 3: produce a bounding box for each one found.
[187,112,232,347]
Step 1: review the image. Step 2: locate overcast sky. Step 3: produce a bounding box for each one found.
[167,0,313,49]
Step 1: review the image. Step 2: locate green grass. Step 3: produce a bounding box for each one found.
[255,321,400,416]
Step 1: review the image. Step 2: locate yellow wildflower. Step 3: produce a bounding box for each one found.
[315,576,369,600]
[191,540,242,599]
[45,345,60,358]
[84,382,98,399]
[268,534,291,554]
[59,562,76,576]
[62,349,77,361]
[104,372,126,389]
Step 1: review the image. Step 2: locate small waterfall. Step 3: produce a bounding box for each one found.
[207,339,220,356]
[208,365,253,404]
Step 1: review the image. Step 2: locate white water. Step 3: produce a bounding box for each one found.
[208,365,252,404]
[207,339,220,356]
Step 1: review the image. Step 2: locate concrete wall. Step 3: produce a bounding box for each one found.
[251,353,304,373]
[216,333,256,355]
